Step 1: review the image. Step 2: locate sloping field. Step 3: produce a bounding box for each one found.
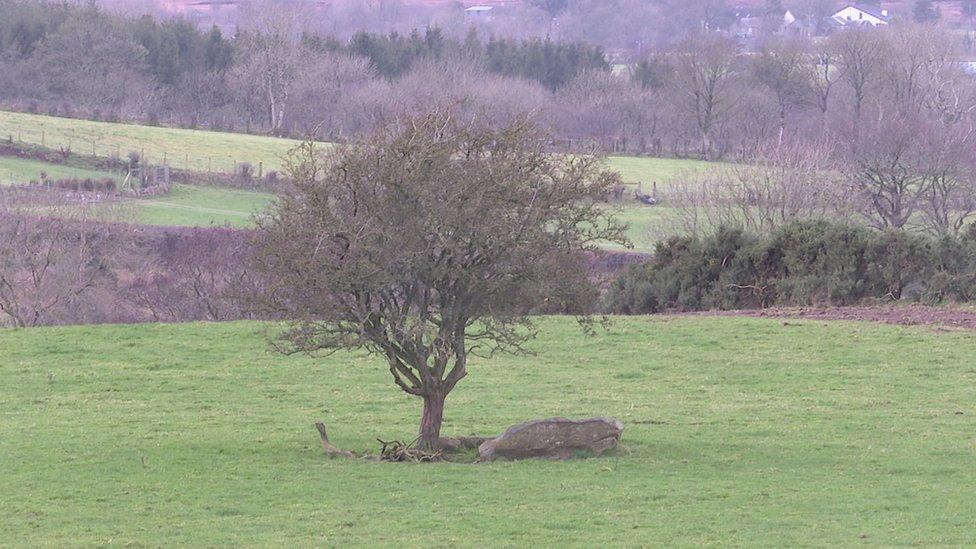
[0,156,121,185]
[0,111,720,183]
[115,184,276,227]
[607,155,725,187]
[104,184,656,249]
[2,316,975,545]
[0,111,313,173]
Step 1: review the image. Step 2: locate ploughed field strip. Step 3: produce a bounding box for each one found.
[2,316,975,545]
[702,305,976,330]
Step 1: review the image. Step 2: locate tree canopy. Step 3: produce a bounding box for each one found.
[249,112,625,449]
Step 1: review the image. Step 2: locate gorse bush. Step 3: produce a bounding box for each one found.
[608,220,976,313]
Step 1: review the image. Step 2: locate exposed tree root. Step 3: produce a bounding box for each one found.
[377,438,444,463]
[314,422,355,459]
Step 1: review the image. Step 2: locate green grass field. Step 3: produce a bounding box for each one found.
[0,156,120,185]
[607,155,724,187]
[0,111,719,184]
[113,184,277,227]
[103,184,660,250]
[2,316,975,545]
[610,203,667,252]
[0,110,720,247]
[0,110,313,174]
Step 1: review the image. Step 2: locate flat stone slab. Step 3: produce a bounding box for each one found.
[478,417,623,461]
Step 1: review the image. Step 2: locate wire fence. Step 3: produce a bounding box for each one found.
[0,121,297,177]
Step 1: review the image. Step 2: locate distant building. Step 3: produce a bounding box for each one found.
[832,4,891,27]
[465,5,493,16]
[733,8,805,39]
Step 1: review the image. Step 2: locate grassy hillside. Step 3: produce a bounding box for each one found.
[0,110,312,173]
[99,185,659,250]
[0,156,121,185]
[0,111,718,183]
[607,155,724,188]
[113,184,277,227]
[2,317,975,545]
[0,111,711,248]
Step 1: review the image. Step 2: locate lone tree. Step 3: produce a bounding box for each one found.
[249,112,625,450]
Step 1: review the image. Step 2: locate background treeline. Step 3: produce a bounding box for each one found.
[0,1,608,139]
[5,0,976,160]
[312,28,608,89]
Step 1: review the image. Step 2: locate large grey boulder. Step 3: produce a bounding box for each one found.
[478,417,623,461]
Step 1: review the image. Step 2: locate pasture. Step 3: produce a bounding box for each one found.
[113,184,276,227]
[2,316,975,545]
[0,110,313,174]
[0,156,120,185]
[0,111,718,184]
[606,155,724,188]
[0,111,721,249]
[101,184,660,250]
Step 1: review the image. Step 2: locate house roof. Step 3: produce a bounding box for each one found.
[837,3,889,21]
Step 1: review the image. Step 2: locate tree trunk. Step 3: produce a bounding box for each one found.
[418,391,446,451]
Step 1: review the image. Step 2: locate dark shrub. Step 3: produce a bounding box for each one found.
[608,220,968,314]
[237,162,253,181]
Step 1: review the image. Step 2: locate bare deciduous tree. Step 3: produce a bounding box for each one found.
[0,193,111,327]
[670,33,741,159]
[752,38,812,145]
[832,29,884,141]
[666,140,847,235]
[248,111,625,450]
[915,120,976,236]
[232,8,302,135]
[845,111,936,230]
[806,39,840,118]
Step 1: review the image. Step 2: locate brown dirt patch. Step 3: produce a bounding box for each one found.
[694,305,976,331]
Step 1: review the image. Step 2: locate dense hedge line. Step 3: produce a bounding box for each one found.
[608,220,976,314]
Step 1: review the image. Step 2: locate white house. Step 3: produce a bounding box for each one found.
[465,6,493,16]
[832,4,890,27]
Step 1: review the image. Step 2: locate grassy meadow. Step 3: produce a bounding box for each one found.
[0,110,314,173]
[98,184,659,250]
[112,184,277,227]
[0,110,717,184]
[0,110,721,248]
[2,316,976,545]
[606,155,723,188]
[0,156,121,185]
